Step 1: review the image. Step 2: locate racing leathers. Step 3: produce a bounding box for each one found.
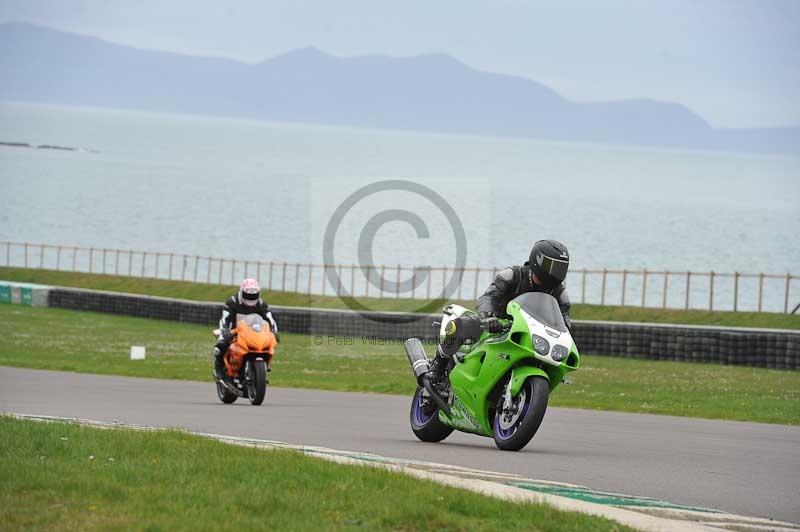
[476,264,572,330]
[428,263,571,380]
[213,296,279,378]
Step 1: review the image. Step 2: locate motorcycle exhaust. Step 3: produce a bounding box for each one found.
[219,378,244,397]
[404,338,451,417]
[404,338,431,384]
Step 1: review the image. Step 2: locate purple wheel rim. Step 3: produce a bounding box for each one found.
[494,382,532,441]
[412,389,436,426]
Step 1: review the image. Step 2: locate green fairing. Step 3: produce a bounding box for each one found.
[438,299,580,437]
[509,366,549,397]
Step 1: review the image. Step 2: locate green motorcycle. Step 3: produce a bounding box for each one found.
[404,292,580,451]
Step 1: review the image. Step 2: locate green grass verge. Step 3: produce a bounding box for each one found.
[3,266,799,329]
[0,416,630,531]
[2,304,798,424]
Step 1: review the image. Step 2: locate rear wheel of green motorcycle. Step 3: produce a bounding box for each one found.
[493,376,549,451]
[410,386,453,442]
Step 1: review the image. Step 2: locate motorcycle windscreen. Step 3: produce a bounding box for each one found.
[511,292,568,332]
[236,313,267,332]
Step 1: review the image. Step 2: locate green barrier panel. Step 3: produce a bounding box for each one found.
[0,285,9,303]
[21,287,33,306]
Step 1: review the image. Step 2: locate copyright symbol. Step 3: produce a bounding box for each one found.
[313,336,324,346]
[323,180,467,323]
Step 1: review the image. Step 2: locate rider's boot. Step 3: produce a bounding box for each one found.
[427,345,448,382]
[213,347,225,380]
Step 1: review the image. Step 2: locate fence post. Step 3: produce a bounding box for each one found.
[231,260,237,285]
[621,270,627,306]
[757,273,764,312]
[442,267,448,300]
[88,247,93,273]
[307,264,313,295]
[24,242,29,268]
[281,262,287,292]
[380,266,386,297]
[365,266,370,297]
[181,255,187,281]
[662,272,669,309]
[5,241,9,266]
[268,262,274,290]
[581,268,587,304]
[218,259,224,285]
[128,250,133,276]
[321,265,328,296]
[784,274,791,314]
[600,268,607,306]
[294,263,300,292]
[141,252,147,277]
[396,265,401,299]
[101,248,107,274]
[205,257,211,284]
[244,261,249,280]
[39,244,45,269]
[733,272,740,312]
[641,269,648,307]
[709,271,715,311]
[114,249,120,275]
[56,245,62,271]
[426,267,432,299]
[350,264,356,296]
[336,265,343,296]
[72,246,77,272]
[167,253,173,279]
[473,268,481,301]
[193,256,199,282]
[684,271,691,310]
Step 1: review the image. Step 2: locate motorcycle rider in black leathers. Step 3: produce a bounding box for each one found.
[428,240,572,380]
[213,278,279,380]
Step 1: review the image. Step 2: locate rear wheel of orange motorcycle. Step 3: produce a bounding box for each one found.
[246,358,268,405]
[216,380,238,404]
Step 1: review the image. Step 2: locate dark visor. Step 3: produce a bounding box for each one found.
[541,255,568,280]
[241,291,259,300]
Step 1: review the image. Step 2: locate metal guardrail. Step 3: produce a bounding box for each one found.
[1,241,798,314]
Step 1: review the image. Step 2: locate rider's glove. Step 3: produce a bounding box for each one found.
[482,316,502,333]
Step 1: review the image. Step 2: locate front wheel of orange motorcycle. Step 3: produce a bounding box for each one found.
[246,358,268,405]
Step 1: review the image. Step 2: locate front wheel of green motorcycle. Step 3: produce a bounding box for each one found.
[410,386,454,442]
[493,376,549,451]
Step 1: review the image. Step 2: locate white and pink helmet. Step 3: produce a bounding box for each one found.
[238,278,261,307]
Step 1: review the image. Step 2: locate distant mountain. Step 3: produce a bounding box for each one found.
[1,22,797,154]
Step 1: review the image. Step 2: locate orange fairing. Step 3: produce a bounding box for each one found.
[224,318,277,377]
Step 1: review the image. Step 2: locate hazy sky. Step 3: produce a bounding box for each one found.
[1,0,797,128]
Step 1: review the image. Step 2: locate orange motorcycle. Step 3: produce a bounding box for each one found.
[212,314,277,405]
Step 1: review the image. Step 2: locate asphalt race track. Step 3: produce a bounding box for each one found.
[1,367,798,523]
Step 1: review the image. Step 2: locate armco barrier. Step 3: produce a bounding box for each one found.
[3,284,799,370]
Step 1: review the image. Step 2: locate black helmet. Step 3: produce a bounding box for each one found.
[529,240,569,285]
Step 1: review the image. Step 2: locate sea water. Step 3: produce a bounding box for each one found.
[1,102,798,309]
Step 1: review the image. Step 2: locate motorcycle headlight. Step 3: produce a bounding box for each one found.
[551,345,568,362]
[531,334,550,356]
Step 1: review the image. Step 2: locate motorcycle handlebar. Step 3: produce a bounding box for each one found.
[479,317,512,332]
